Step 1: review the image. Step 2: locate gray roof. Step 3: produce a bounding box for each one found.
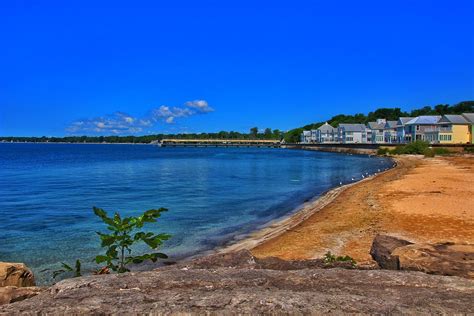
[406,116,441,125]
[438,115,469,124]
[397,117,415,126]
[338,123,366,132]
[367,122,385,130]
[317,122,336,132]
[384,121,398,129]
[462,113,474,123]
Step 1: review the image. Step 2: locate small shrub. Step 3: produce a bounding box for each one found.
[423,148,435,157]
[377,147,389,155]
[389,146,405,155]
[433,147,451,155]
[94,207,171,273]
[323,251,356,267]
[402,140,430,154]
[388,141,430,155]
[464,146,474,153]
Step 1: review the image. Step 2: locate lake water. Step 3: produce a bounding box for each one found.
[0,143,393,284]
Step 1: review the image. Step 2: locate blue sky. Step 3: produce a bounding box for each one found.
[1,0,473,136]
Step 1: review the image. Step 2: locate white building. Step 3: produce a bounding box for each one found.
[316,122,337,143]
[383,120,398,143]
[367,119,386,143]
[404,116,441,142]
[300,130,312,143]
[337,124,368,144]
[396,117,415,143]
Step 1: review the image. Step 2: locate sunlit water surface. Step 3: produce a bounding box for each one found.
[0,144,393,283]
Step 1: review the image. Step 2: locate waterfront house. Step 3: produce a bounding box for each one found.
[300,130,312,143]
[337,124,368,144]
[316,122,337,143]
[367,119,386,143]
[403,116,441,142]
[462,113,474,143]
[425,114,473,144]
[396,117,415,143]
[383,120,398,143]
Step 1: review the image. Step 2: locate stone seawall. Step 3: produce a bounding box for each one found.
[284,143,473,155]
[283,145,377,155]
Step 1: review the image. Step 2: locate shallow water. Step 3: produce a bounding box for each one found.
[0,143,393,284]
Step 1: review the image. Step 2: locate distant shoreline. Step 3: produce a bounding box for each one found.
[0,141,151,145]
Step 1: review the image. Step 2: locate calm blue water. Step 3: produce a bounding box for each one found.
[0,143,393,284]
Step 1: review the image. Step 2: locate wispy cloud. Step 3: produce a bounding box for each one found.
[185,100,214,113]
[66,100,214,135]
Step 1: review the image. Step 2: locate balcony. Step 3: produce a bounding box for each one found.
[424,127,452,133]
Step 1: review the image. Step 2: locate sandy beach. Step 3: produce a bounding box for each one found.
[226,155,474,265]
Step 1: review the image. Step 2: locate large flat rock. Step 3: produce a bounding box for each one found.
[393,242,474,279]
[1,267,473,314]
[370,235,474,279]
[370,234,413,269]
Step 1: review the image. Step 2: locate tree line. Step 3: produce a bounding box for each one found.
[1,101,472,144]
[0,128,284,144]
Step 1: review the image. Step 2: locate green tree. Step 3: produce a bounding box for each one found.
[250,127,258,139]
[93,207,171,273]
[272,129,282,140]
[264,128,272,139]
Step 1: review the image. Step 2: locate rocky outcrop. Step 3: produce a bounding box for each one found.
[1,265,473,314]
[370,235,413,269]
[370,235,474,279]
[2,246,473,313]
[0,287,42,306]
[0,262,35,288]
[393,242,474,279]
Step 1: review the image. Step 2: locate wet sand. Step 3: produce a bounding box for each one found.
[231,155,474,265]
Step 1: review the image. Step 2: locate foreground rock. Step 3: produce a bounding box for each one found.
[370,235,413,269]
[0,287,42,306]
[0,263,35,288]
[370,235,474,279]
[1,261,473,313]
[393,242,474,279]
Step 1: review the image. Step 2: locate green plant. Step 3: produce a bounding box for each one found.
[323,251,356,267]
[464,146,474,153]
[53,259,82,279]
[433,147,451,155]
[423,148,435,157]
[388,141,430,155]
[93,207,171,273]
[377,147,389,155]
[402,140,430,154]
[389,145,405,155]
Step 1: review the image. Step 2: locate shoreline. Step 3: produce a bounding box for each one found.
[218,157,398,255]
[246,154,473,263]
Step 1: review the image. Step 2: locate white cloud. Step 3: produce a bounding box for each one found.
[185,100,214,113]
[66,111,151,135]
[151,105,195,124]
[66,100,214,135]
